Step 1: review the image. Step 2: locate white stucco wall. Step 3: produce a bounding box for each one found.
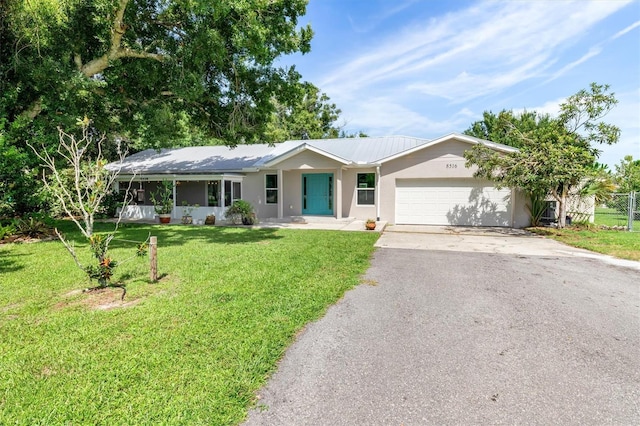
[378,139,530,227]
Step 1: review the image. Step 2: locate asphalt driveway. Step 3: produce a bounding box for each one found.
[244,229,640,425]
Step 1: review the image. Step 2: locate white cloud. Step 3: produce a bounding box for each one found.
[340,97,472,137]
[347,0,419,33]
[513,98,564,117]
[307,0,637,160]
[544,46,603,83]
[320,0,631,102]
[611,19,640,39]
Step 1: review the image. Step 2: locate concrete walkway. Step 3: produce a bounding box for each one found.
[255,216,387,232]
[114,216,388,232]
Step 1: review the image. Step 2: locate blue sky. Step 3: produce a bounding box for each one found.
[280,0,640,168]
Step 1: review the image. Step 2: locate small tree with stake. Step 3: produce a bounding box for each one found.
[29,117,145,296]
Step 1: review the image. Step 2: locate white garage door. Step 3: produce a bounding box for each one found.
[395,179,512,226]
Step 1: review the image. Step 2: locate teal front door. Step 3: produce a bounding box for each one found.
[302,173,333,215]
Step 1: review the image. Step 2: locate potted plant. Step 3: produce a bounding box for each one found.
[365,218,376,230]
[150,181,173,223]
[224,200,255,225]
[205,213,216,225]
[181,201,199,224]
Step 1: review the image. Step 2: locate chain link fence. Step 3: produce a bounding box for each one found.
[595,192,638,231]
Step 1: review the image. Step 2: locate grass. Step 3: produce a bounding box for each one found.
[529,206,640,262]
[0,222,379,425]
[529,226,640,261]
[594,206,640,229]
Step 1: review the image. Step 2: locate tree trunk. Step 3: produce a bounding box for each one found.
[557,186,568,228]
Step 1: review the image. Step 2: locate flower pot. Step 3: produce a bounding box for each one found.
[205,215,216,225]
[158,214,171,224]
[365,221,376,230]
[181,215,193,225]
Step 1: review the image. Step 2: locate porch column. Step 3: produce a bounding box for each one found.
[336,167,342,219]
[221,179,226,208]
[172,180,177,219]
[376,166,381,221]
[278,169,284,219]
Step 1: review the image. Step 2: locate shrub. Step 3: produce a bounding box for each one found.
[150,182,174,215]
[0,223,16,240]
[97,190,126,218]
[13,214,53,238]
[224,200,255,225]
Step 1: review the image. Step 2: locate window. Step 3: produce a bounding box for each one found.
[233,182,241,201]
[224,180,242,206]
[208,181,221,207]
[357,173,375,205]
[266,174,278,204]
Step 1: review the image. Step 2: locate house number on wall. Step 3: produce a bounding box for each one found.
[445,163,458,169]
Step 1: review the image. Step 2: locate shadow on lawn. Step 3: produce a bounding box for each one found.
[0,250,27,273]
[58,221,284,251]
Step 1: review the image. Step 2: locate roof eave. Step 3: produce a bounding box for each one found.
[379,133,517,163]
[260,143,352,168]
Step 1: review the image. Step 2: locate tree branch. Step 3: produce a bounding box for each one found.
[80,0,164,78]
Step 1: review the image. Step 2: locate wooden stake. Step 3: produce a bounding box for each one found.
[150,236,157,282]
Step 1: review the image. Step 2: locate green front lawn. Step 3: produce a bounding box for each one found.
[0,223,379,424]
[529,227,640,261]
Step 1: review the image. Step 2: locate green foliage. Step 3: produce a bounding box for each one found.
[464,83,619,228]
[85,233,117,287]
[150,181,173,215]
[0,134,48,215]
[13,214,54,238]
[0,224,379,424]
[614,155,640,193]
[526,192,547,227]
[580,163,616,205]
[97,188,125,218]
[0,0,315,216]
[224,199,255,225]
[264,82,342,142]
[0,223,16,240]
[464,109,554,148]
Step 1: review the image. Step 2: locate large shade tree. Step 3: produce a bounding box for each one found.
[0,0,313,215]
[464,83,620,228]
[264,82,342,142]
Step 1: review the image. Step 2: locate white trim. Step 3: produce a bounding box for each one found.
[117,173,244,181]
[355,172,376,207]
[265,173,279,205]
[376,166,381,221]
[336,167,343,219]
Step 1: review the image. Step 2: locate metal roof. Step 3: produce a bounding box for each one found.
[113,144,276,174]
[110,134,509,174]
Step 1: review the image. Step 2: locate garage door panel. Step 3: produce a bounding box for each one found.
[395,179,512,226]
